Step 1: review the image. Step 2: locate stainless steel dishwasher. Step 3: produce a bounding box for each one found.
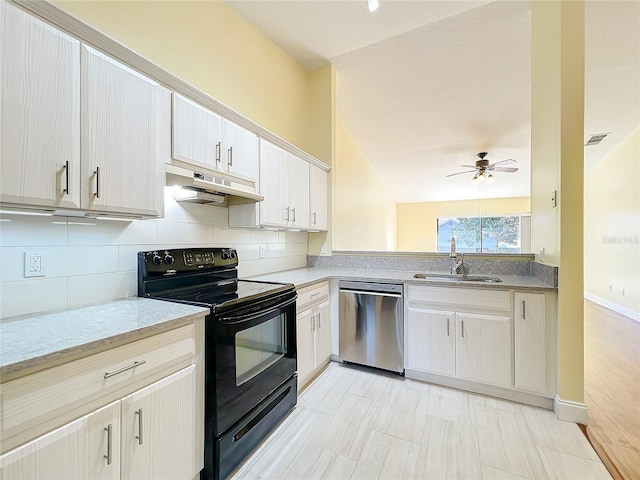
[338,280,404,374]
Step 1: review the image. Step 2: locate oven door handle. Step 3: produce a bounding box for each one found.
[217,295,296,324]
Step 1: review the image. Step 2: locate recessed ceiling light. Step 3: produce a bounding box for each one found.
[367,0,379,12]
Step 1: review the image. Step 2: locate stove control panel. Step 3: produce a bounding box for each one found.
[139,248,238,274]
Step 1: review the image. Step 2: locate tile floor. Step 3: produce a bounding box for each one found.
[231,363,611,480]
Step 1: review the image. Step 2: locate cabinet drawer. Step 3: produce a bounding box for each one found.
[1,324,196,453]
[406,285,510,313]
[296,281,330,312]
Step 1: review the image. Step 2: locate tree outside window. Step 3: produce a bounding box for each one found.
[437,216,522,253]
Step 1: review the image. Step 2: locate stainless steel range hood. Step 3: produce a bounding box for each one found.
[166,163,264,205]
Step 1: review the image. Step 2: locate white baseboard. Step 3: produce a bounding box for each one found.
[584,293,640,323]
[554,395,588,424]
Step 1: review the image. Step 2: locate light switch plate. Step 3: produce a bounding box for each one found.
[24,251,46,278]
[551,190,557,208]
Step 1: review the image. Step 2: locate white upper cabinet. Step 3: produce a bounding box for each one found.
[259,140,289,227]
[172,93,223,171]
[287,153,310,229]
[222,119,258,180]
[81,46,168,217]
[309,164,328,231]
[172,94,259,182]
[0,1,81,210]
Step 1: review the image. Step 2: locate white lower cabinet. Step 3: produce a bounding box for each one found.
[405,307,511,388]
[514,292,553,395]
[455,312,512,388]
[296,282,331,389]
[0,401,121,480]
[405,284,556,405]
[0,366,197,480]
[0,320,204,480]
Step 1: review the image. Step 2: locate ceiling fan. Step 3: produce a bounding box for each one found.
[447,152,518,183]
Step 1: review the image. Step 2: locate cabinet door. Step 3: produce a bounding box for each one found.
[0,2,81,210]
[287,154,310,229]
[0,401,120,480]
[296,308,315,387]
[81,45,166,216]
[121,365,199,480]
[514,292,548,394]
[405,307,455,377]
[222,119,258,180]
[314,301,332,367]
[309,164,328,231]
[456,312,512,388]
[172,93,223,171]
[259,140,288,227]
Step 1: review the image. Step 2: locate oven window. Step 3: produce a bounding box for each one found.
[235,313,286,386]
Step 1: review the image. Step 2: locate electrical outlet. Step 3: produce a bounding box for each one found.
[608,285,613,292]
[538,247,545,262]
[551,190,557,208]
[24,251,46,278]
[621,288,625,296]
[320,244,327,255]
[258,246,265,259]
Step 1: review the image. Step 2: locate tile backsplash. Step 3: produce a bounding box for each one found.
[0,188,308,319]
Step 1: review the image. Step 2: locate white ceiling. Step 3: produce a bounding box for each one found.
[226,0,640,203]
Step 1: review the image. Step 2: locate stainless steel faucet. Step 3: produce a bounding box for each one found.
[451,253,465,275]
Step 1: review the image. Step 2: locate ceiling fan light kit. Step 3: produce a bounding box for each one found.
[447,151,518,183]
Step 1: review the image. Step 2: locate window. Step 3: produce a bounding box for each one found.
[437,216,524,253]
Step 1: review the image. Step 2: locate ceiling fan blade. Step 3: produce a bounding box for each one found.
[446,169,478,177]
[491,167,519,173]
[490,159,517,167]
[460,164,480,169]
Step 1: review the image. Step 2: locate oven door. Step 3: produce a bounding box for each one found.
[209,290,297,436]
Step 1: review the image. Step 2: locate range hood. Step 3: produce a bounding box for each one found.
[166,163,264,205]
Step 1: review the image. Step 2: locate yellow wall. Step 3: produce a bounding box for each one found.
[307,65,336,255]
[334,120,396,251]
[584,127,640,317]
[531,1,586,408]
[397,197,530,251]
[53,0,313,152]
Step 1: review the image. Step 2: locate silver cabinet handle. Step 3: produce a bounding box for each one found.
[447,318,450,336]
[285,207,290,222]
[228,146,233,167]
[311,314,316,332]
[93,166,100,198]
[135,408,143,445]
[317,312,321,329]
[291,207,296,223]
[63,161,70,195]
[310,292,320,298]
[312,212,317,225]
[215,142,221,164]
[522,300,526,319]
[461,320,464,338]
[104,424,113,465]
[104,360,146,379]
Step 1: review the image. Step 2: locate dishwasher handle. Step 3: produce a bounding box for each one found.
[339,280,403,295]
[339,289,402,298]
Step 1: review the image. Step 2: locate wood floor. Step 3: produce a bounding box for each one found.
[584,300,640,480]
[231,362,610,479]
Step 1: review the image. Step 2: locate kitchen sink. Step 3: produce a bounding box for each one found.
[413,273,503,283]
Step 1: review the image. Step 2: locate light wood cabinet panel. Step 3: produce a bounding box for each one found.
[121,365,199,480]
[172,93,223,171]
[309,164,328,231]
[455,312,512,388]
[514,292,548,394]
[81,45,166,216]
[0,401,120,480]
[0,1,81,210]
[259,140,289,227]
[287,153,310,229]
[296,308,315,388]
[315,300,332,366]
[222,119,258,180]
[405,307,455,377]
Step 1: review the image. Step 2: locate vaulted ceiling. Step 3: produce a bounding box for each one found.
[226,0,640,203]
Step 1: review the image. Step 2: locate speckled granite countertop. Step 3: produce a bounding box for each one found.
[249,267,557,292]
[0,298,208,379]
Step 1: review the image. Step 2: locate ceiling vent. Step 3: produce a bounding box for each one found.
[585,133,610,146]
